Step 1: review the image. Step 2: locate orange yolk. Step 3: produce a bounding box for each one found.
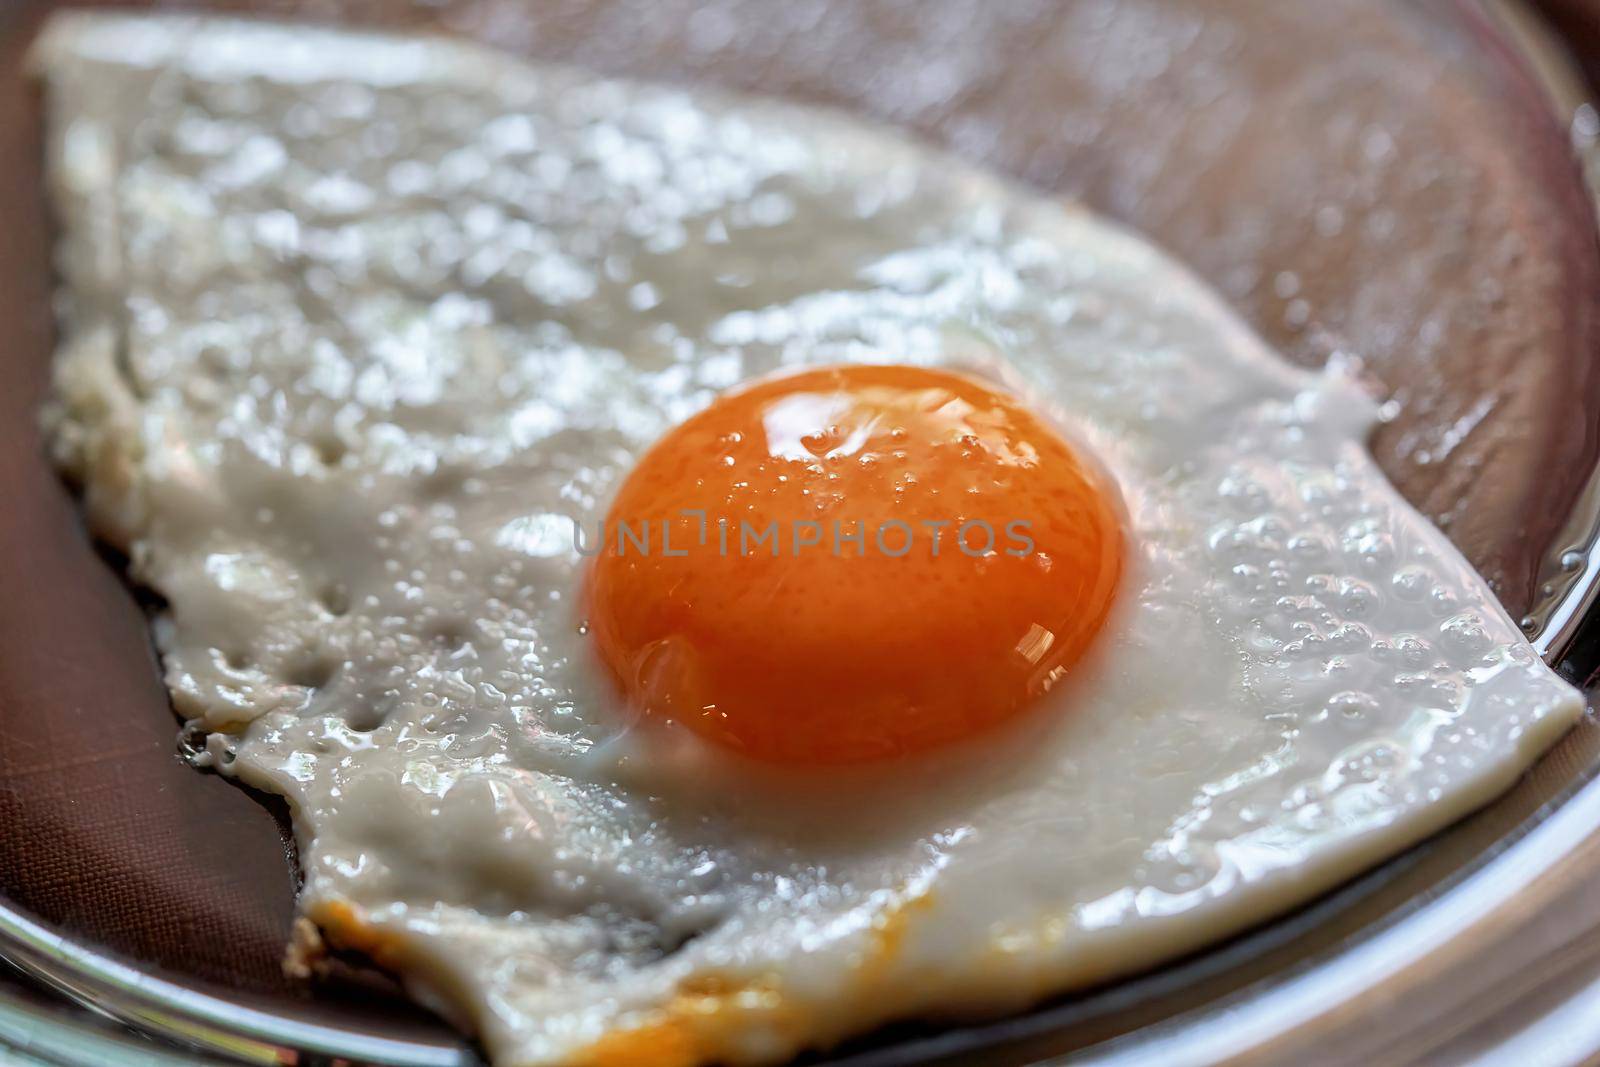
[584,364,1123,765]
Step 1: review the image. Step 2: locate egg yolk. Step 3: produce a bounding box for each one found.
[584,364,1123,765]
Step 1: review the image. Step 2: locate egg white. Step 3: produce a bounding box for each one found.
[37,13,1583,1066]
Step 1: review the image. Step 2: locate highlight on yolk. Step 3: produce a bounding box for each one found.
[584,363,1124,765]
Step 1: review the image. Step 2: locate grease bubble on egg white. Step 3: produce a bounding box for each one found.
[35,13,1583,1067]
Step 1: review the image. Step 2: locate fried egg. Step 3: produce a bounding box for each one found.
[35,13,1584,1067]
